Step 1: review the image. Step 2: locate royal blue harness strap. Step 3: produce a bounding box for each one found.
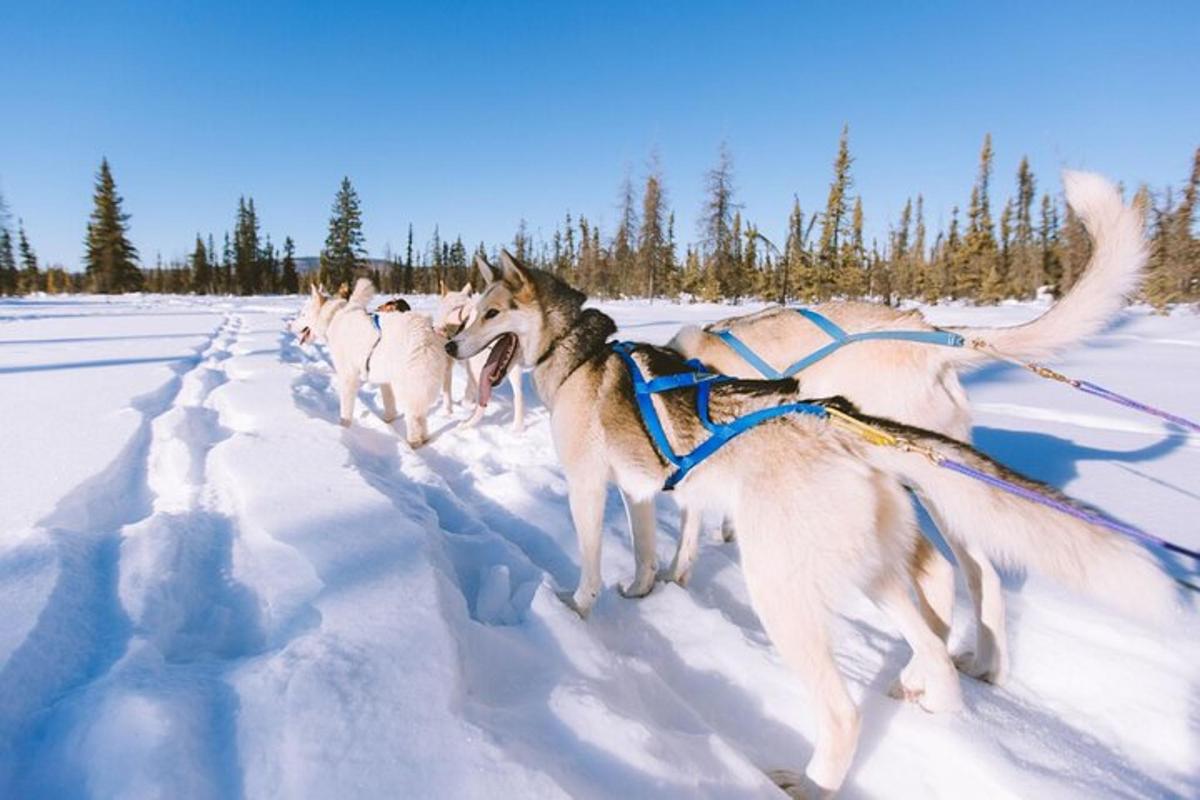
[612,341,827,490]
[371,313,382,332]
[715,307,966,380]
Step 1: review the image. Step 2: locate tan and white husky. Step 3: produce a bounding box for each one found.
[434,265,526,432]
[666,171,1146,684]
[444,251,1177,795]
[292,279,450,445]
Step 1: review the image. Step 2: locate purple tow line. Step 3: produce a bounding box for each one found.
[1075,380,1200,434]
[938,457,1200,562]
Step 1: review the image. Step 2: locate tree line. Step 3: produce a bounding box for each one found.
[2,136,1197,309]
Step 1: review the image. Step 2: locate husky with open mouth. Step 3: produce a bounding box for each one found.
[433,264,526,432]
[443,249,1178,795]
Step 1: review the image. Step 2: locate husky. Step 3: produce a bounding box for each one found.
[445,250,1177,794]
[434,267,526,432]
[291,283,346,345]
[293,279,450,445]
[666,171,1146,684]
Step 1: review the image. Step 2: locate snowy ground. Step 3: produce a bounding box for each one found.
[1,293,1197,799]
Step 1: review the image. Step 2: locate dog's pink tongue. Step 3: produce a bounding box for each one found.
[478,358,498,407]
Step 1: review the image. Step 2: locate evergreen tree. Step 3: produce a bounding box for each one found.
[956,133,997,299]
[0,228,15,296]
[190,235,212,294]
[319,177,366,288]
[18,221,40,293]
[84,158,141,292]
[1012,157,1040,297]
[817,125,853,299]
[233,196,262,294]
[281,236,299,294]
[613,172,638,296]
[404,224,415,292]
[636,167,668,298]
[911,195,928,299]
[700,142,739,299]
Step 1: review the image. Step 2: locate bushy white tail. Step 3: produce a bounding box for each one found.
[348,277,377,308]
[857,417,1179,622]
[947,170,1147,365]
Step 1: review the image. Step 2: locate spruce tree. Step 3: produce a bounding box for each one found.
[191,235,212,294]
[320,177,367,288]
[636,167,668,298]
[700,142,738,299]
[1013,157,1039,297]
[818,125,853,300]
[613,172,638,296]
[0,229,15,295]
[18,221,40,293]
[281,236,299,294]
[956,134,997,299]
[84,158,141,293]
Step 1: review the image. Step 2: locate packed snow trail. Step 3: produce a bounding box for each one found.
[0,294,1197,799]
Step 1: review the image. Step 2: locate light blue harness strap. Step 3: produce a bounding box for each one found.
[714,329,785,379]
[715,307,966,380]
[371,313,382,332]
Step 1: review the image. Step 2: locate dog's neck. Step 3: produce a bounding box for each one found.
[532,306,616,409]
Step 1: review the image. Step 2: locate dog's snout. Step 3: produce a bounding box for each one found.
[444,340,457,357]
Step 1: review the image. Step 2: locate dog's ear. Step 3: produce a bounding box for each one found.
[310,283,321,301]
[460,282,471,295]
[475,254,497,285]
[439,279,447,297]
[499,249,531,291]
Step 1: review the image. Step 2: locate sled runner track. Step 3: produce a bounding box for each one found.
[0,313,252,793]
[976,401,1200,444]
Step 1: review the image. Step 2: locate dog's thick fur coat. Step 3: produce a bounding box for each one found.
[666,171,1148,683]
[446,249,1176,793]
[292,279,449,444]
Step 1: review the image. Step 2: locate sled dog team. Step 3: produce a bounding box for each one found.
[292,172,1186,795]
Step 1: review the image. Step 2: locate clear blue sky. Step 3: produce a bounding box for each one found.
[3,1,1198,269]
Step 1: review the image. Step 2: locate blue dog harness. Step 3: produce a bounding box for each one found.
[713,307,965,379]
[611,341,828,490]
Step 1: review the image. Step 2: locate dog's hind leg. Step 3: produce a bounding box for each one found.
[405,406,429,447]
[909,535,955,643]
[666,506,702,586]
[617,489,657,598]
[871,573,962,713]
[380,383,399,423]
[338,373,360,426]
[951,542,1009,685]
[509,371,526,433]
[738,524,860,792]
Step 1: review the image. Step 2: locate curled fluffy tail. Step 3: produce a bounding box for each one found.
[854,411,1179,622]
[348,277,377,308]
[947,170,1147,366]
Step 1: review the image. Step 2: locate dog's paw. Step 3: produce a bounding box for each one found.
[339,417,352,428]
[659,564,692,588]
[381,413,398,424]
[953,650,1009,685]
[555,590,592,620]
[768,769,833,799]
[618,572,657,599]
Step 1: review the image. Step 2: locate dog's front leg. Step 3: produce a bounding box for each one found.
[509,371,525,433]
[441,362,454,411]
[617,489,657,598]
[561,469,609,618]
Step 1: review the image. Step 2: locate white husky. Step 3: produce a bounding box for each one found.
[292,279,450,445]
[666,171,1147,684]
[445,250,1179,794]
[433,265,526,432]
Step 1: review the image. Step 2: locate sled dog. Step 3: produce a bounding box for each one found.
[667,171,1147,683]
[293,279,450,445]
[444,251,1176,794]
[434,267,526,432]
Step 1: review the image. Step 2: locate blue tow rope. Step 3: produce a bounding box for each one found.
[612,341,827,490]
[714,307,965,379]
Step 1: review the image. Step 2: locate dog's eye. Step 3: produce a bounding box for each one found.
[484,309,499,320]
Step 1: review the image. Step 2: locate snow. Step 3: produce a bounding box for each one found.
[1,293,1197,799]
